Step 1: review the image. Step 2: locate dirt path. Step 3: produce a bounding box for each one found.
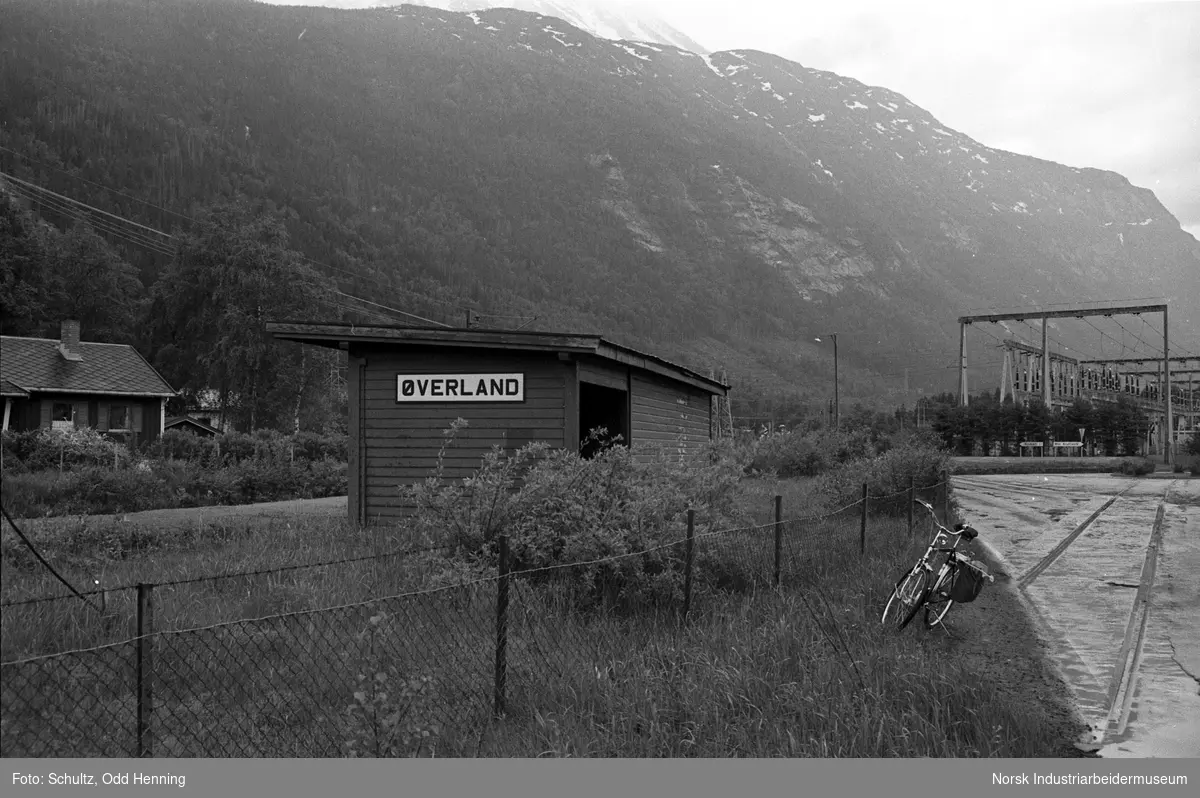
[954,474,1200,758]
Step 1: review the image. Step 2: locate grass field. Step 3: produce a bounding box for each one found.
[0,478,1091,758]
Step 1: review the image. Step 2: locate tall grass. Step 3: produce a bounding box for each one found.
[2,508,1080,758]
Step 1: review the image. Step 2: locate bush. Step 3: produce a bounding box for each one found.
[749,428,876,478]
[402,422,745,612]
[811,440,953,516]
[1117,458,1155,476]
[2,427,121,472]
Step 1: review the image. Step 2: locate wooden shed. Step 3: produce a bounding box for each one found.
[266,323,729,524]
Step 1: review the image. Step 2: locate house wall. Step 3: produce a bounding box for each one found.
[6,394,163,446]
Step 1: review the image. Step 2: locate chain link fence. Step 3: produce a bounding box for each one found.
[3,474,955,757]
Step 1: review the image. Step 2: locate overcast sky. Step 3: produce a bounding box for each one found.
[640,0,1200,241]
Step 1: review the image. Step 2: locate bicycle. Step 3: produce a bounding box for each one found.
[881,498,994,631]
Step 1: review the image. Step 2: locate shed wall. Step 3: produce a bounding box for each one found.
[630,372,712,460]
[357,347,569,521]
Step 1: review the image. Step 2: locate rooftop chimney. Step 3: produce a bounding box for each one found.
[59,320,83,362]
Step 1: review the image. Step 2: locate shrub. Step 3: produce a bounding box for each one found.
[344,613,440,758]
[749,428,875,478]
[144,428,219,463]
[811,440,953,516]
[1117,458,1155,476]
[401,422,745,611]
[3,427,122,472]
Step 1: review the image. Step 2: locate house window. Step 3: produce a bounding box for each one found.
[109,405,131,431]
[52,403,73,422]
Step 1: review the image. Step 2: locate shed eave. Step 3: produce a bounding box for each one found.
[266,321,730,396]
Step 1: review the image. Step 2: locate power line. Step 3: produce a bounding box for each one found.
[1,171,174,241]
[3,184,177,257]
[1,504,103,612]
[0,145,197,226]
[332,290,451,328]
[3,181,177,256]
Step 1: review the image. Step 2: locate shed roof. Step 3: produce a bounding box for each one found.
[0,336,177,398]
[165,415,222,436]
[266,322,729,396]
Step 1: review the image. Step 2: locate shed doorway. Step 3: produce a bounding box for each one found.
[579,381,629,458]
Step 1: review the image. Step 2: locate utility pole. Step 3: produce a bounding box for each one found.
[815,334,839,429]
[1164,306,1173,465]
[1042,316,1051,410]
[958,323,968,406]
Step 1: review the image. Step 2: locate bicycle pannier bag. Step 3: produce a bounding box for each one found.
[949,559,988,603]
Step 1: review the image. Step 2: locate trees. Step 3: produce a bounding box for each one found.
[928,393,1150,457]
[146,200,337,432]
[0,195,145,342]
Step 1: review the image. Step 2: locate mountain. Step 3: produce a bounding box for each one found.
[257,0,711,53]
[2,0,1198,411]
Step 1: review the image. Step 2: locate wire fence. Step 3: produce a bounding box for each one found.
[2,475,954,757]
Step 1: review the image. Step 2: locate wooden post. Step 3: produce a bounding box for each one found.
[908,475,915,538]
[941,469,951,525]
[493,534,509,718]
[859,483,868,557]
[682,509,695,622]
[136,583,154,757]
[773,495,782,586]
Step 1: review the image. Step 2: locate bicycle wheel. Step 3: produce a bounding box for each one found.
[882,568,929,631]
[924,572,955,628]
[925,566,959,628]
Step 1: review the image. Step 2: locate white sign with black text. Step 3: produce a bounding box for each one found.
[396,373,525,402]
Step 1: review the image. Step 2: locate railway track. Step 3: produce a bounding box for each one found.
[955,475,1184,752]
[1095,483,1175,747]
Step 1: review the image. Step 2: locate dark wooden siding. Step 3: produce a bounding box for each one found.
[358,348,568,521]
[11,394,163,445]
[578,358,628,391]
[629,373,713,460]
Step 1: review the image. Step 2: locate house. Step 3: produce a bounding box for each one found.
[164,415,221,437]
[180,387,235,434]
[0,320,177,446]
[267,322,730,524]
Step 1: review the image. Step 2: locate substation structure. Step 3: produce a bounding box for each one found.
[956,304,1200,465]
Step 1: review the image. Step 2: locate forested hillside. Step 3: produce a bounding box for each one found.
[3,0,1198,432]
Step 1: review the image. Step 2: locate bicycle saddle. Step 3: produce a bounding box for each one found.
[954,523,979,540]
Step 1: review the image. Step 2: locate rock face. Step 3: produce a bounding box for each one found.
[3,0,1197,397]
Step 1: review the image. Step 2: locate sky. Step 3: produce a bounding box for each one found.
[638,0,1200,241]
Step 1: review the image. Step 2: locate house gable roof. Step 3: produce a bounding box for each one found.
[165,416,221,435]
[0,336,176,398]
[0,377,30,398]
[265,321,730,396]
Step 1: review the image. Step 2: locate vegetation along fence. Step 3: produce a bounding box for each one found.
[1,476,953,757]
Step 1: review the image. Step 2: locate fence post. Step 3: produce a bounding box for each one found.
[682,509,695,622]
[859,483,868,557]
[941,468,951,524]
[136,583,154,758]
[493,534,510,719]
[908,475,915,538]
[773,495,782,587]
